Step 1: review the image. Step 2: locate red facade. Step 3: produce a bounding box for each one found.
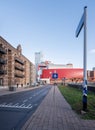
[41,68,83,80]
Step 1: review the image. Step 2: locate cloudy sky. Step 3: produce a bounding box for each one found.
[0,0,95,70]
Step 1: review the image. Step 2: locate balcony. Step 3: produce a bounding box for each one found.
[0,47,6,54]
[15,73,24,78]
[15,66,24,71]
[0,58,7,64]
[0,70,7,75]
[15,57,24,65]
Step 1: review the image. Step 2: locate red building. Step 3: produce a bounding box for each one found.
[40,68,83,83]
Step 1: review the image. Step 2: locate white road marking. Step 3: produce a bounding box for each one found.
[0,102,33,109]
[7,103,13,106]
[27,104,31,107]
[28,106,33,108]
[27,104,33,108]
[14,103,19,106]
[20,103,25,107]
[1,103,7,107]
[29,97,32,99]
[23,99,28,102]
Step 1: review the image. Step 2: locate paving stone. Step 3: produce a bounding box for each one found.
[22,85,95,130]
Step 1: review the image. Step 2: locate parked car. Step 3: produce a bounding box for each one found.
[31,82,39,87]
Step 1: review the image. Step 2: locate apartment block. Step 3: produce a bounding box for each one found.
[0,36,36,88]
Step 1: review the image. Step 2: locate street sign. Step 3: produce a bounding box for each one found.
[76,13,84,37]
[52,73,58,79]
[75,6,88,111]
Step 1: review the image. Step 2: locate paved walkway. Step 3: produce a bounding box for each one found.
[0,86,41,96]
[22,85,95,130]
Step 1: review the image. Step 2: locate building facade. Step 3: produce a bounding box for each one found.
[87,70,95,82]
[40,68,83,84]
[0,36,35,88]
[40,67,95,84]
[47,63,73,69]
[35,51,44,81]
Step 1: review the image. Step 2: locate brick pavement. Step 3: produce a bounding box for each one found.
[21,85,95,130]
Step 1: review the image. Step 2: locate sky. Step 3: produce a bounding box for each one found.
[0,0,95,70]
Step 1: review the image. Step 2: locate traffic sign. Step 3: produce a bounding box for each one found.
[52,73,58,79]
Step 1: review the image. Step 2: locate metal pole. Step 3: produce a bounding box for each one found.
[83,6,87,111]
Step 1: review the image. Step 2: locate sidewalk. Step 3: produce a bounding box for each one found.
[0,86,41,96]
[22,85,95,130]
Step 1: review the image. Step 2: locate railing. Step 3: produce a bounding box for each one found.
[0,58,7,64]
[15,73,24,78]
[15,66,24,71]
[0,70,7,75]
[68,83,95,93]
[0,47,6,54]
[15,57,24,65]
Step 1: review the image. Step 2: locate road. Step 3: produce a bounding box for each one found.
[0,85,51,130]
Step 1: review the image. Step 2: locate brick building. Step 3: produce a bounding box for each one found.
[0,36,36,88]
